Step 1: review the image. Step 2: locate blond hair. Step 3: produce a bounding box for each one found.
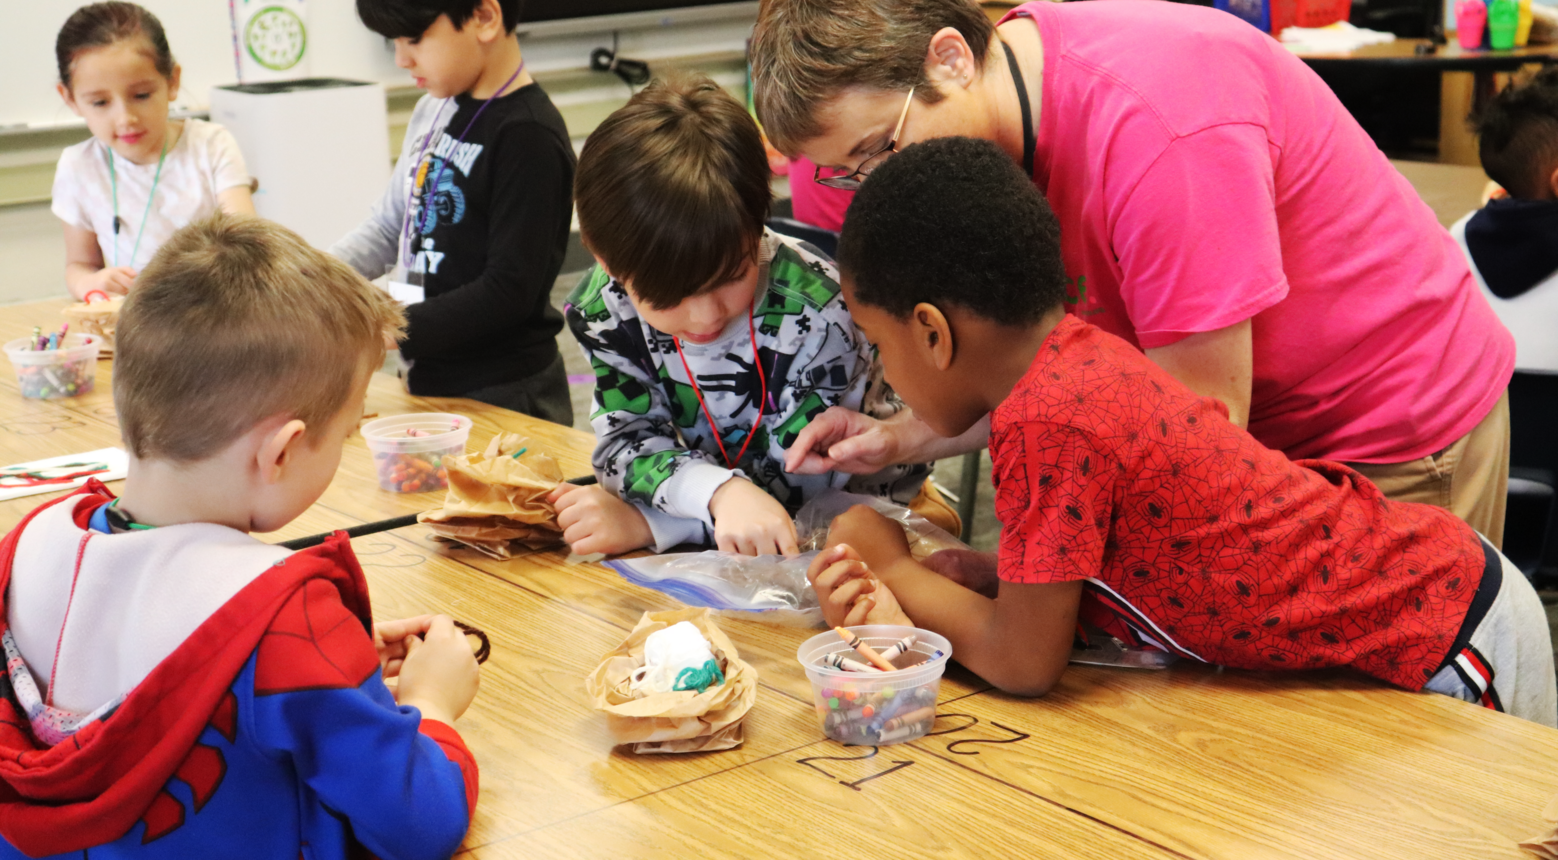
[116,214,405,462]
[750,0,994,154]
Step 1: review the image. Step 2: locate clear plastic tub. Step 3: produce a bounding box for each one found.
[3,334,101,399]
[361,413,471,493]
[798,625,952,745]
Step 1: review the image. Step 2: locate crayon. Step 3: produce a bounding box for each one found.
[878,634,917,664]
[820,652,883,673]
[882,706,936,732]
[833,627,897,672]
[876,723,929,744]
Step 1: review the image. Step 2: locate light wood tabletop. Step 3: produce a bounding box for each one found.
[2,297,1557,859]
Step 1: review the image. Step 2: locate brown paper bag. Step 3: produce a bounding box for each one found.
[418,433,565,558]
[1520,794,1558,858]
[585,608,757,754]
[62,297,125,355]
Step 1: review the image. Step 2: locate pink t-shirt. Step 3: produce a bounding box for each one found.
[787,156,854,233]
[1002,1,1512,463]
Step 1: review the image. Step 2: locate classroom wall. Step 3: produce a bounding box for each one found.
[1,0,755,207]
[5,0,753,129]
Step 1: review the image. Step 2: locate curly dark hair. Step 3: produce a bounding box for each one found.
[1475,65,1558,200]
[837,136,1067,323]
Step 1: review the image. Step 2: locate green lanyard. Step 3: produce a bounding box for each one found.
[107,497,154,531]
[106,138,169,269]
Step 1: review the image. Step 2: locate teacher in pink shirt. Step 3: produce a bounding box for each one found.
[754,0,1514,545]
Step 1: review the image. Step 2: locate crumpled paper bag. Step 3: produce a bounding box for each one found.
[62,297,124,355]
[585,607,757,754]
[418,433,565,558]
[1521,794,1558,858]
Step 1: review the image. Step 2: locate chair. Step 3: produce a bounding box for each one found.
[766,217,839,259]
[1505,370,1558,586]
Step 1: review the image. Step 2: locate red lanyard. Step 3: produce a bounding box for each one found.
[672,311,768,470]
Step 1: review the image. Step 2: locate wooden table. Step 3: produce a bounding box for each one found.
[3,298,1558,858]
[1292,37,1558,166]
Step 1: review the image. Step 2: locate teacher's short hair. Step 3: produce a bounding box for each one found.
[115,214,405,462]
[837,136,1066,325]
[750,0,994,154]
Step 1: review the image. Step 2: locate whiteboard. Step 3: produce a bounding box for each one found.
[5,0,409,131]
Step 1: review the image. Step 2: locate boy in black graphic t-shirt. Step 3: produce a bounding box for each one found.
[331,0,575,424]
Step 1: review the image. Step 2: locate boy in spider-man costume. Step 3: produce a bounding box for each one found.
[808,137,1556,727]
[0,214,481,858]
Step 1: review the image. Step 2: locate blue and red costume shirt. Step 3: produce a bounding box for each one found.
[0,486,478,859]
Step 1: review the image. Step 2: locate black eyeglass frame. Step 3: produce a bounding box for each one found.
[812,86,916,191]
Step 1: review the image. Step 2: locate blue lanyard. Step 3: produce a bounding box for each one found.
[399,62,525,264]
[107,138,169,269]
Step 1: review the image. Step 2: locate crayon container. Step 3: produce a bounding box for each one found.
[798,625,952,745]
[361,413,471,493]
[3,334,101,400]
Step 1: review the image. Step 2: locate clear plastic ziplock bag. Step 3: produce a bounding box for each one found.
[602,489,971,627]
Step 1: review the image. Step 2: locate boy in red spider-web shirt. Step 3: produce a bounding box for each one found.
[804,137,1556,726]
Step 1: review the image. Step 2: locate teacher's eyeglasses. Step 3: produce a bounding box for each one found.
[814,87,915,191]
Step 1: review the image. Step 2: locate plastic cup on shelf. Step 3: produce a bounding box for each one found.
[360,413,472,493]
[3,334,101,400]
[798,625,952,745]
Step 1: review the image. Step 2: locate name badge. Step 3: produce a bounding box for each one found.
[386,280,426,305]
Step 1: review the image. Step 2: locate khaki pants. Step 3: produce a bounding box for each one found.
[1346,391,1510,549]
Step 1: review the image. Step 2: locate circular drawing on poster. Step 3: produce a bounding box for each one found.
[245,6,307,72]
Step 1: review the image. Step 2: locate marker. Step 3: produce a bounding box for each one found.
[834,627,897,672]
[820,652,882,673]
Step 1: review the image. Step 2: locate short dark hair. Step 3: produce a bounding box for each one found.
[837,136,1066,324]
[356,0,522,38]
[56,2,174,90]
[1475,65,1558,200]
[574,72,772,310]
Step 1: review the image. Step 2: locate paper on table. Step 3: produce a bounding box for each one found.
[0,447,129,502]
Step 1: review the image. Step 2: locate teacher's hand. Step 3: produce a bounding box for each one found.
[784,407,900,475]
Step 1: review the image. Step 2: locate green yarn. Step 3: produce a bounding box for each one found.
[673,659,725,693]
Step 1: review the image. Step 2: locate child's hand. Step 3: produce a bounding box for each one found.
[395,615,480,725]
[373,614,435,678]
[82,266,136,297]
[547,482,654,556]
[826,505,911,572]
[708,477,800,556]
[807,544,912,627]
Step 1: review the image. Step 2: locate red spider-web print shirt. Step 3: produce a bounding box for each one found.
[990,316,1485,690]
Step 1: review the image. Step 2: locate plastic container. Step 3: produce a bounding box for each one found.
[1269,0,1350,35]
[798,625,952,745]
[1457,0,1489,49]
[4,334,101,399]
[1489,0,1519,48]
[361,413,471,493]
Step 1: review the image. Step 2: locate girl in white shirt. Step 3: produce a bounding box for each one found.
[51,2,255,299]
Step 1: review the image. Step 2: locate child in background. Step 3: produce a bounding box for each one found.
[52,2,255,300]
[0,215,481,858]
[810,137,1556,726]
[330,0,576,425]
[1454,65,1558,373]
[550,74,946,557]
